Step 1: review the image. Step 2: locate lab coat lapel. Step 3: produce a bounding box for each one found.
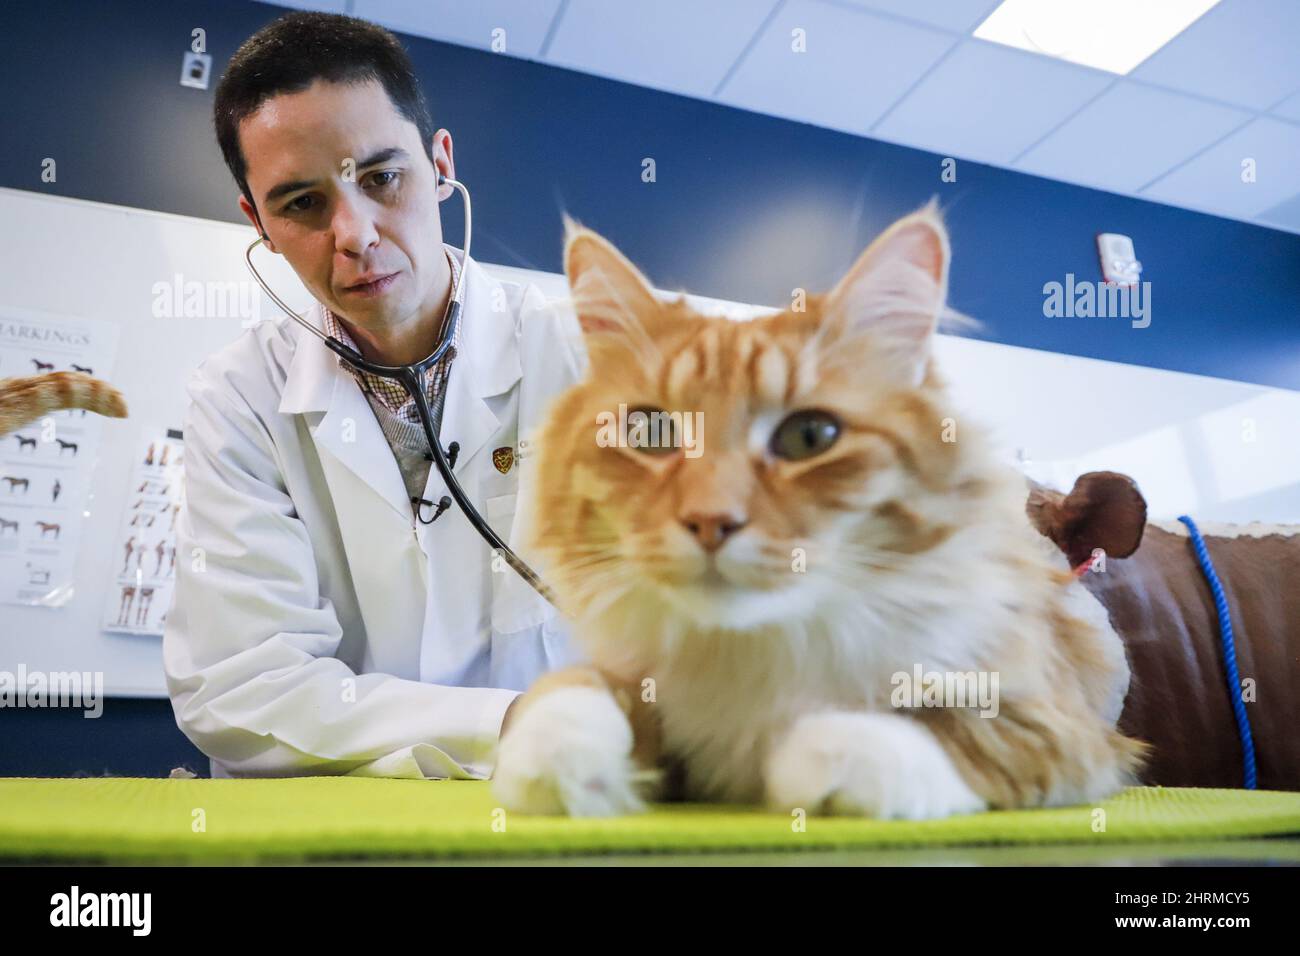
[416,251,526,682]
[279,304,411,522]
[277,305,427,665]
[436,250,523,476]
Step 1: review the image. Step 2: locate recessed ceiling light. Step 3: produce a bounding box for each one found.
[973,0,1222,75]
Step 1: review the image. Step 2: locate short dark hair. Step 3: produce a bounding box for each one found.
[214,11,435,223]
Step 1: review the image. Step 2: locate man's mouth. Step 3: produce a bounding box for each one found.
[343,272,399,297]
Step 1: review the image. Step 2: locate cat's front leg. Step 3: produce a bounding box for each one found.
[491,667,647,817]
[763,711,986,820]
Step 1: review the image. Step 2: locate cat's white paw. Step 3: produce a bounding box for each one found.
[764,712,986,820]
[491,686,646,817]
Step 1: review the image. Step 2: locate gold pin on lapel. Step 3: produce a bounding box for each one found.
[492,446,514,474]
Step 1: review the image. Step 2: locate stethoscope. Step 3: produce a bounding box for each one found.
[243,172,557,607]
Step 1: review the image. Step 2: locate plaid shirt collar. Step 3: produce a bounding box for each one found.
[322,247,464,422]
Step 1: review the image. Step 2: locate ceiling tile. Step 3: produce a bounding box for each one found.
[838,0,997,32]
[1131,0,1300,109]
[260,0,1300,235]
[545,0,778,97]
[1141,117,1300,217]
[1016,82,1250,192]
[1256,190,1300,232]
[873,39,1111,164]
[1271,89,1300,122]
[351,0,563,58]
[718,0,954,135]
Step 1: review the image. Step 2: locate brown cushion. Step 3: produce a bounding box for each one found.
[1082,526,1300,789]
[1028,473,1300,791]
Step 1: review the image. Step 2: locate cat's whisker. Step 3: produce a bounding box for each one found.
[560,565,639,618]
[547,559,624,586]
[552,537,622,551]
[550,545,622,563]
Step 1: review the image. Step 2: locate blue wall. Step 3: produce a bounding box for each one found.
[2,0,1298,776]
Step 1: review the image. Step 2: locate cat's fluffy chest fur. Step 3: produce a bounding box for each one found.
[575,511,1118,806]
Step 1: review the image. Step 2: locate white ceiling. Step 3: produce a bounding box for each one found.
[259,0,1300,235]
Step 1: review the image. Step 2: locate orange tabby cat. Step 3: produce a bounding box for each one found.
[492,206,1146,819]
[0,372,127,435]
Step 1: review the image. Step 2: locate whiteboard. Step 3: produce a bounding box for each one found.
[1,187,1296,698]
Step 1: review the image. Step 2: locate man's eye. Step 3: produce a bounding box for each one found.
[369,170,399,188]
[284,195,314,214]
[769,409,841,460]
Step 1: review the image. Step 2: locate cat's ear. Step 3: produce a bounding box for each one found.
[562,215,659,353]
[821,202,950,386]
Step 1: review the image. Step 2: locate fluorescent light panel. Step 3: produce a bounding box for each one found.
[973,0,1222,75]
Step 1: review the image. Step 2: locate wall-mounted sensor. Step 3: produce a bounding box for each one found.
[1097,233,1142,286]
[181,51,212,90]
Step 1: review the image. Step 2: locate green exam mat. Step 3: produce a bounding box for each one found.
[1,778,1297,863]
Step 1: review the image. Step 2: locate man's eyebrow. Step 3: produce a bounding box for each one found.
[265,177,316,205]
[263,147,412,205]
[356,146,410,169]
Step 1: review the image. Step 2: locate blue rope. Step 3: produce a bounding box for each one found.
[1178,515,1257,789]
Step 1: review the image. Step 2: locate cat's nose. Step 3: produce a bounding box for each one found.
[680,512,748,553]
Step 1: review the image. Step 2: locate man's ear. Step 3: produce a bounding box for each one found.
[822,201,950,387]
[562,214,660,360]
[432,128,456,202]
[1026,471,1148,568]
[238,195,276,252]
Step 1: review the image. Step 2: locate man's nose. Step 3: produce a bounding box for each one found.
[679,511,748,553]
[332,193,380,254]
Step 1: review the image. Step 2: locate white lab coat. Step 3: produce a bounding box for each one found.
[162,244,590,780]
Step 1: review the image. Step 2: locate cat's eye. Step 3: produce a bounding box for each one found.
[769,409,841,461]
[626,406,680,456]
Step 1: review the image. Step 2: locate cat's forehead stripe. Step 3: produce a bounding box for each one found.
[701,326,720,382]
[732,331,756,380]
[792,338,818,402]
[665,341,699,400]
[753,341,789,406]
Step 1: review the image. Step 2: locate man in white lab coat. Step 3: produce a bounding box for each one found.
[164,12,587,778]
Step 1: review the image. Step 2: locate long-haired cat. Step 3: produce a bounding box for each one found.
[0,372,127,435]
[492,206,1147,819]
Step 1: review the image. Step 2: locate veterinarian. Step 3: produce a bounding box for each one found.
[163,12,587,779]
